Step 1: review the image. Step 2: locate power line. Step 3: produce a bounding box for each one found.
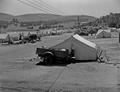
[25,0,57,14]
[18,0,63,15]
[34,0,59,14]
[35,0,63,15]
[18,0,47,13]
[17,0,55,14]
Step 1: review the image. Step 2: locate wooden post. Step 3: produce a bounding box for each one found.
[77,16,81,33]
[119,33,120,43]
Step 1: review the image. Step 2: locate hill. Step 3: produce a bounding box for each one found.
[0,12,96,22]
[16,14,96,22]
[0,13,96,29]
[0,13,15,21]
[16,13,62,22]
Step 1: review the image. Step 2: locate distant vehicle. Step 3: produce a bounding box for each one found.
[78,31,89,36]
[21,34,41,44]
[27,26,33,29]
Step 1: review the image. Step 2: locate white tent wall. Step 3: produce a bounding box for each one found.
[71,37,97,60]
[51,34,97,61]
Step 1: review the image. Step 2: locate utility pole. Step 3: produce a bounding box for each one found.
[74,16,81,34]
[0,27,1,33]
[77,16,81,33]
[119,32,120,43]
[77,16,80,30]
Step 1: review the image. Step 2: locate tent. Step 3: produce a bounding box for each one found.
[8,32,20,42]
[21,32,29,38]
[0,34,9,43]
[95,29,111,38]
[51,34,98,60]
[111,32,119,38]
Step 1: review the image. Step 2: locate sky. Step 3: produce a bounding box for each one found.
[0,0,120,17]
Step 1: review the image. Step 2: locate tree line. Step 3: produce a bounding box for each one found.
[84,13,120,28]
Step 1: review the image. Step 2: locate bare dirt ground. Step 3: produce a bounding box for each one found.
[0,33,120,92]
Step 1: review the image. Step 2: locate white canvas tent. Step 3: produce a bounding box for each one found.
[96,29,111,38]
[0,34,9,43]
[111,32,119,38]
[21,32,29,38]
[51,34,98,60]
[8,32,20,40]
[8,32,20,43]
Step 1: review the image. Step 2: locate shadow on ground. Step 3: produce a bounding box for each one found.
[36,60,97,66]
